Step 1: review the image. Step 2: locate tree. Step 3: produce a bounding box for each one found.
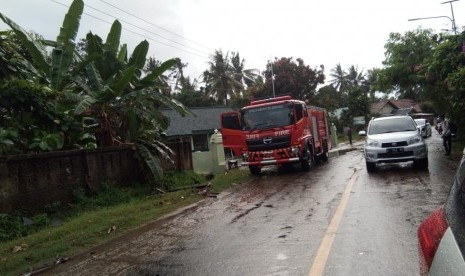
[173,77,219,107]
[230,52,260,88]
[423,32,465,137]
[329,63,349,92]
[314,85,347,112]
[260,57,325,101]
[378,29,436,100]
[0,0,89,153]
[202,50,242,105]
[0,0,192,183]
[346,65,365,86]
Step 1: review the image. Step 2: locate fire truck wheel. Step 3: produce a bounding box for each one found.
[249,165,261,175]
[320,151,329,162]
[301,145,315,171]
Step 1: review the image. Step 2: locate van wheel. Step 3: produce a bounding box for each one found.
[249,165,261,175]
[366,162,376,173]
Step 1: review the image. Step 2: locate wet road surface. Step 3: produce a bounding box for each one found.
[48,131,460,275]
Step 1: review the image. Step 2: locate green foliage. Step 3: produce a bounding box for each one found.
[0,213,50,243]
[0,214,24,242]
[161,171,205,191]
[72,182,132,211]
[202,50,260,105]
[259,57,325,102]
[314,85,347,112]
[0,128,20,155]
[29,132,64,151]
[379,28,436,100]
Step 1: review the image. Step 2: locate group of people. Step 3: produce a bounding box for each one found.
[438,115,452,156]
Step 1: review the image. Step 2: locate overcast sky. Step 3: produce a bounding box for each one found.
[2,0,464,84]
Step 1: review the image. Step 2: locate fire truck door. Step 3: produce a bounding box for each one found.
[220,112,245,157]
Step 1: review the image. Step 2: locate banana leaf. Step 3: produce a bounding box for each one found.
[128,40,149,71]
[0,12,49,75]
[140,58,179,86]
[105,20,121,55]
[117,44,128,62]
[51,0,84,90]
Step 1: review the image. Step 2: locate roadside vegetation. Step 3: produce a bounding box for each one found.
[0,169,251,275]
[2,0,465,274]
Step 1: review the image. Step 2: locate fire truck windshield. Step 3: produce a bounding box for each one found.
[242,103,294,130]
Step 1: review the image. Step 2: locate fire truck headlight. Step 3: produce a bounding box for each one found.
[291,147,299,155]
[242,152,249,160]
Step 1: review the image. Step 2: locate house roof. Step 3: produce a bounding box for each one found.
[370,99,422,115]
[390,99,422,112]
[391,107,413,116]
[161,106,234,137]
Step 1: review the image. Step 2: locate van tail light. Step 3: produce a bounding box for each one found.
[417,208,448,276]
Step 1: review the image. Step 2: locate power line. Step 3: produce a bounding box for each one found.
[97,0,213,52]
[50,0,210,59]
[85,2,211,56]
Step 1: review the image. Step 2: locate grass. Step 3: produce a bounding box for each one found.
[0,169,251,276]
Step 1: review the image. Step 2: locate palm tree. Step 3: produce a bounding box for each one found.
[329,63,348,92]
[202,50,242,105]
[346,65,366,86]
[230,52,260,88]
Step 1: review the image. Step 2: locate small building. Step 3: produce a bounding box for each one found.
[161,106,234,172]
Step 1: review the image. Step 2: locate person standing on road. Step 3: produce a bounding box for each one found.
[440,115,452,156]
[347,126,353,146]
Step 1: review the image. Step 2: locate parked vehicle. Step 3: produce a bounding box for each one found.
[220,96,331,175]
[359,116,428,172]
[418,147,465,275]
[414,118,432,138]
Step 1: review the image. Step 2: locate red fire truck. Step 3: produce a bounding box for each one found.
[220,96,331,174]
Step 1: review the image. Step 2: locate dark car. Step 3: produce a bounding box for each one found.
[417,148,465,275]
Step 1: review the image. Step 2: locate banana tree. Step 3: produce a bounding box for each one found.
[70,20,192,183]
[1,0,192,183]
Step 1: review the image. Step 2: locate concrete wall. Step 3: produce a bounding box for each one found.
[0,146,140,214]
[192,151,213,174]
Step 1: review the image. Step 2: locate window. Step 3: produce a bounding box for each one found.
[295,104,304,121]
[192,134,209,152]
[222,113,241,130]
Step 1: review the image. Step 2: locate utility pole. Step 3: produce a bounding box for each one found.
[441,0,459,35]
[269,58,276,98]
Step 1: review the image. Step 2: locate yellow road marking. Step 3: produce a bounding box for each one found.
[308,165,362,276]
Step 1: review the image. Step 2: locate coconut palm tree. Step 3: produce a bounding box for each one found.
[346,65,366,86]
[230,51,260,88]
[202,50,243,105]
[329,63,348,92]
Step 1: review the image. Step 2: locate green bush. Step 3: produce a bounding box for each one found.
[0,214,25,242]
[72,181,132,211]
[0,213,51,243]
[161,171,205,191]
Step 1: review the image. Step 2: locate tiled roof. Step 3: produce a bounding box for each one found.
[391,107,413,115]
[370,99,422,115]
[161,106,234,137]
[390,99,422,112]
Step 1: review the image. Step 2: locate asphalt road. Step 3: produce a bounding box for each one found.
[48,130,461,276]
